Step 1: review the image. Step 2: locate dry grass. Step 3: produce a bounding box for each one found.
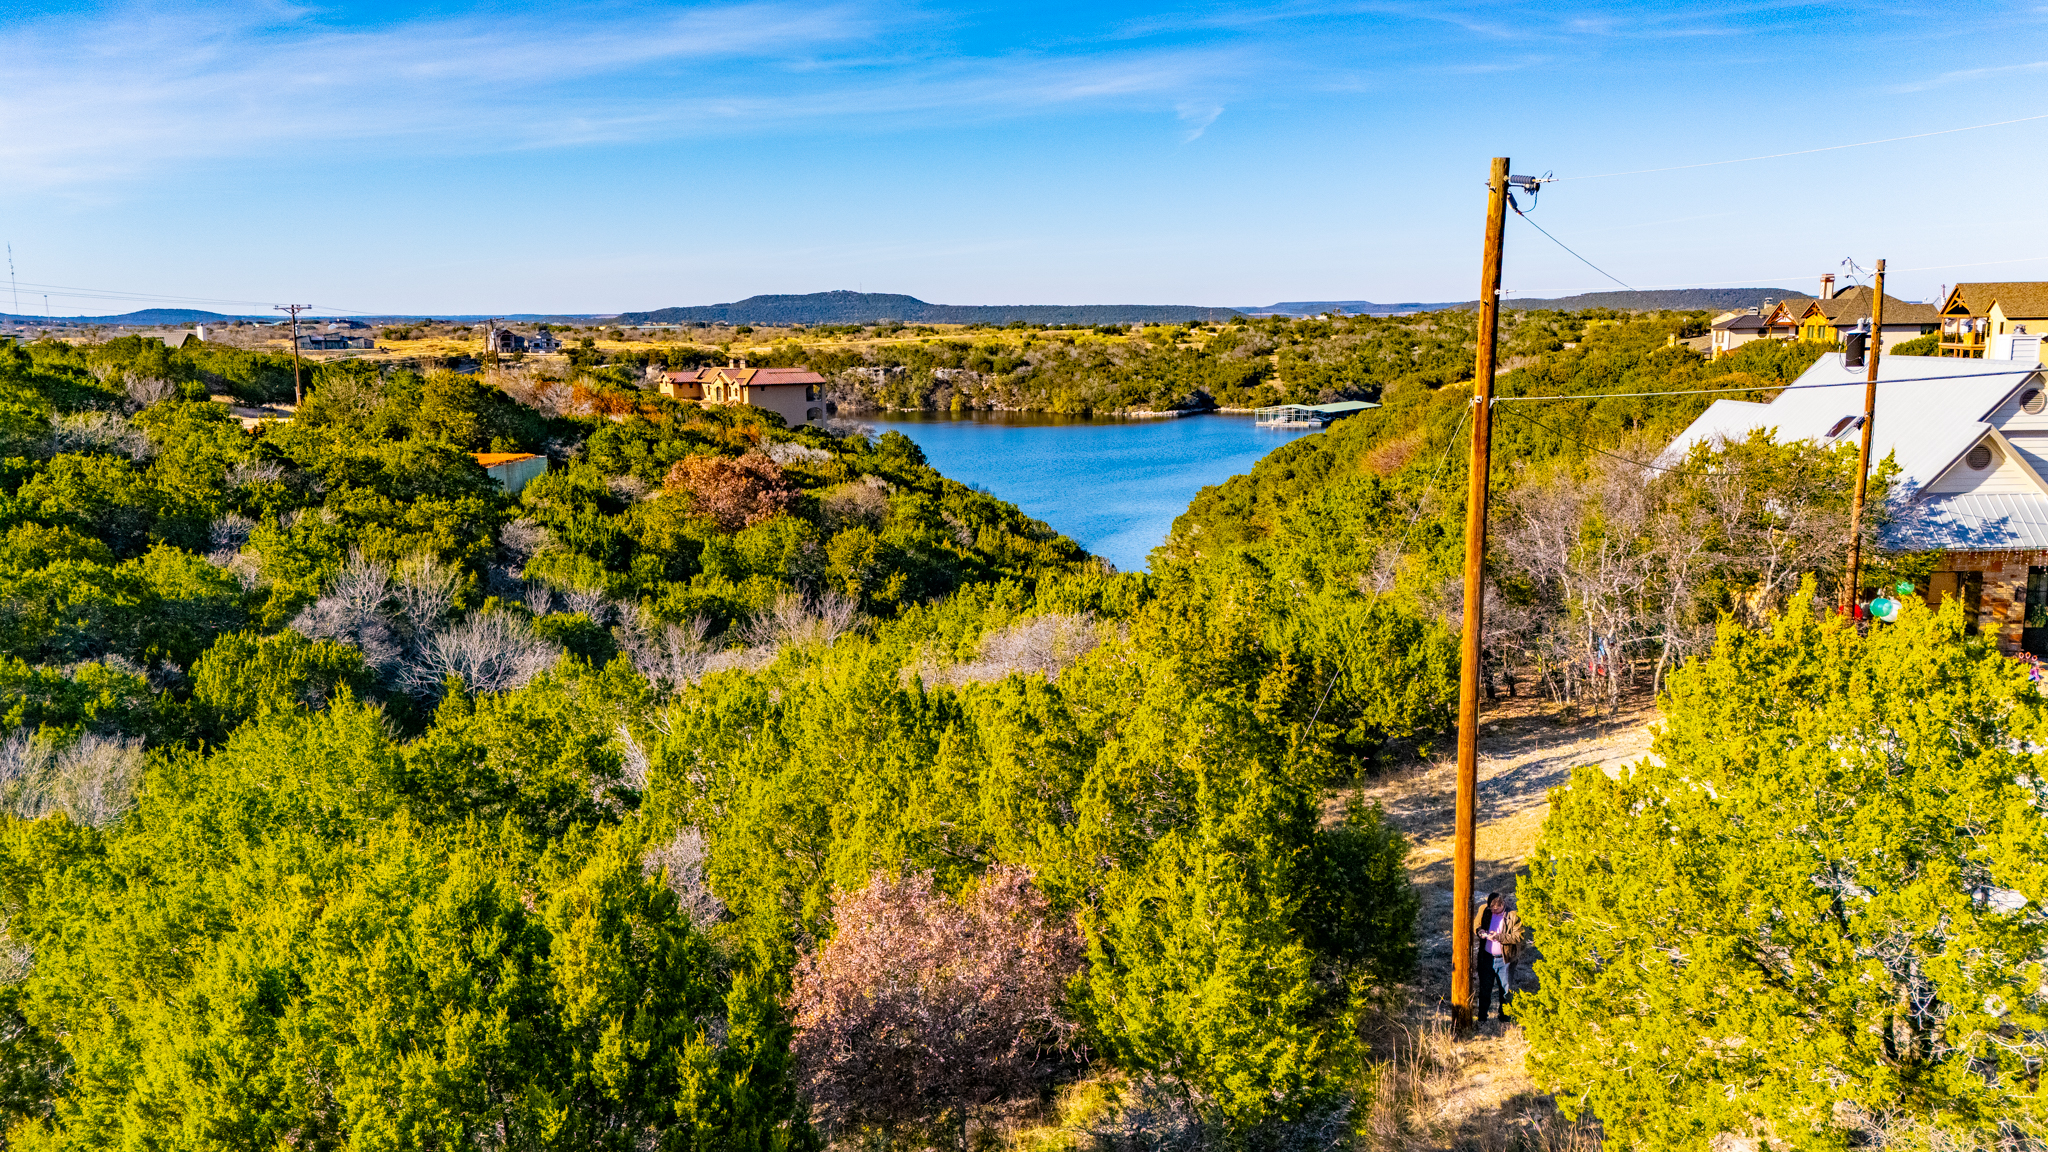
[1339,691,1659,1152]
[1362,1013,1600,1152]
[1362,430,1424,476]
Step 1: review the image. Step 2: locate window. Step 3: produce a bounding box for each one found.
[2023,389,2045,415]
[1967,444,1995,470]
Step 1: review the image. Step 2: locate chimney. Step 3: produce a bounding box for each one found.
[1820,274,1834,300]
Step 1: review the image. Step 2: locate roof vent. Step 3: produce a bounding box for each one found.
[1967,444,1996,471]
[2023,388,2045,415]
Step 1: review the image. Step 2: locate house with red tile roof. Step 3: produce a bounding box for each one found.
[654,359,829,427]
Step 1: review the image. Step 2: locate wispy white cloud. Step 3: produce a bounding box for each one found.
[1177,101,1224,141]
[0,1,1253,188]
[1891,59,2048,93]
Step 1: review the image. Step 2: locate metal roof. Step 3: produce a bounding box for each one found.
[1659,353,2045,492]
[1887,492,2048,551]
[1263,400,1378,414]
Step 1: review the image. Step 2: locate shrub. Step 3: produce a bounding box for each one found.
[790,867,1084,1138]
[664,452,798,531]
[1521,585,2048,1145]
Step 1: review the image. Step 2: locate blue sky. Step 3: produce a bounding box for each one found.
[3,0,2046,315]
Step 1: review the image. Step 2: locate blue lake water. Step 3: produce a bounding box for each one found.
[863,412,1320,572]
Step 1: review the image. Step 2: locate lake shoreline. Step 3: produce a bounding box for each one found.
[863,410,1318,571]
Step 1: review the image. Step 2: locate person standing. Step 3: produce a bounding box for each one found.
[1473,891,1522,1022]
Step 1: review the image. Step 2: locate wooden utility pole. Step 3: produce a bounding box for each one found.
[1843,259,1886,605]
[275,304,308,406]
[1452,157,1511,1029]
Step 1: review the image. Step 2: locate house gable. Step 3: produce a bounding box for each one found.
[1984,370,2048,430]
[1924,430,2048,497]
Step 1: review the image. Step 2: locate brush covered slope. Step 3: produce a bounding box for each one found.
[806,309,1737,416]
[0,333,1450,1149]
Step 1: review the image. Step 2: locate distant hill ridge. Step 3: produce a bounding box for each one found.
[0,308,262,326]
[1490,288,1814,312]
[3,288,1813,330]
[616,292,1244,326]
[620,288,1813,326]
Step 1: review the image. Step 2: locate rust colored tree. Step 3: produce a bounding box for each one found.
[789,867,1084,1141]
[664,450,799,530]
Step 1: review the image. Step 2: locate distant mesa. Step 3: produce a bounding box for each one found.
[617,288,1813,326]
[615,292,1245,326]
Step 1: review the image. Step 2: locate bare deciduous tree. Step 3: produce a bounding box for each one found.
[390,554,460,637]
[206,513,256,562]
[617,613,736,693]
[562,586,613,622]
[51,735,146,828]
[291,552,402,671]
[500,518,553,569]
[2,731,144,828]
[522,580,558,618]
[400,612,559,695]
[765,441,831,468]
[122,372,177,410]
[919,613,1099,687]
[822,475,891,532]
[641,826,728,931]
[50,411,152,460]
[605,474,650,503]
[738,589,860,651]
[228,459,287,489]
[1489,433,1866,706]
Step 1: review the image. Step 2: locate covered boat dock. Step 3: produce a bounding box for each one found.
[1253,400,1378,428]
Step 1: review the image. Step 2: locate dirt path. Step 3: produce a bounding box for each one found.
[1347,695,1659,1149]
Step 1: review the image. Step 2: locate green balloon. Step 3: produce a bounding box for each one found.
[1896,581,1915,596]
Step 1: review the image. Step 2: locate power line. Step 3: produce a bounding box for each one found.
[1305,403,1471,733]
[1555,112,2048,182]
[1491,366,2042,405]
[1501,251,2048,298]
[1510,210,1635,291]
[1494,404,1733,478]
[3,277,372,316]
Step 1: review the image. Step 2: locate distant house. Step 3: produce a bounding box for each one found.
[656,359,828,427]
[1759,299,1802,342]
[326,319,370,330]
[1709,309,1770,358]
[485,329,528,354]
[1661,353,2048,654]
[472,452,548,494]
[1792,282,1939,352]
[529,329,561,353]
[1941,282,2048,363]
[298,333,374,351]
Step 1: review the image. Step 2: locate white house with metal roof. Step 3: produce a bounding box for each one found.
[1660,352,2048,653]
